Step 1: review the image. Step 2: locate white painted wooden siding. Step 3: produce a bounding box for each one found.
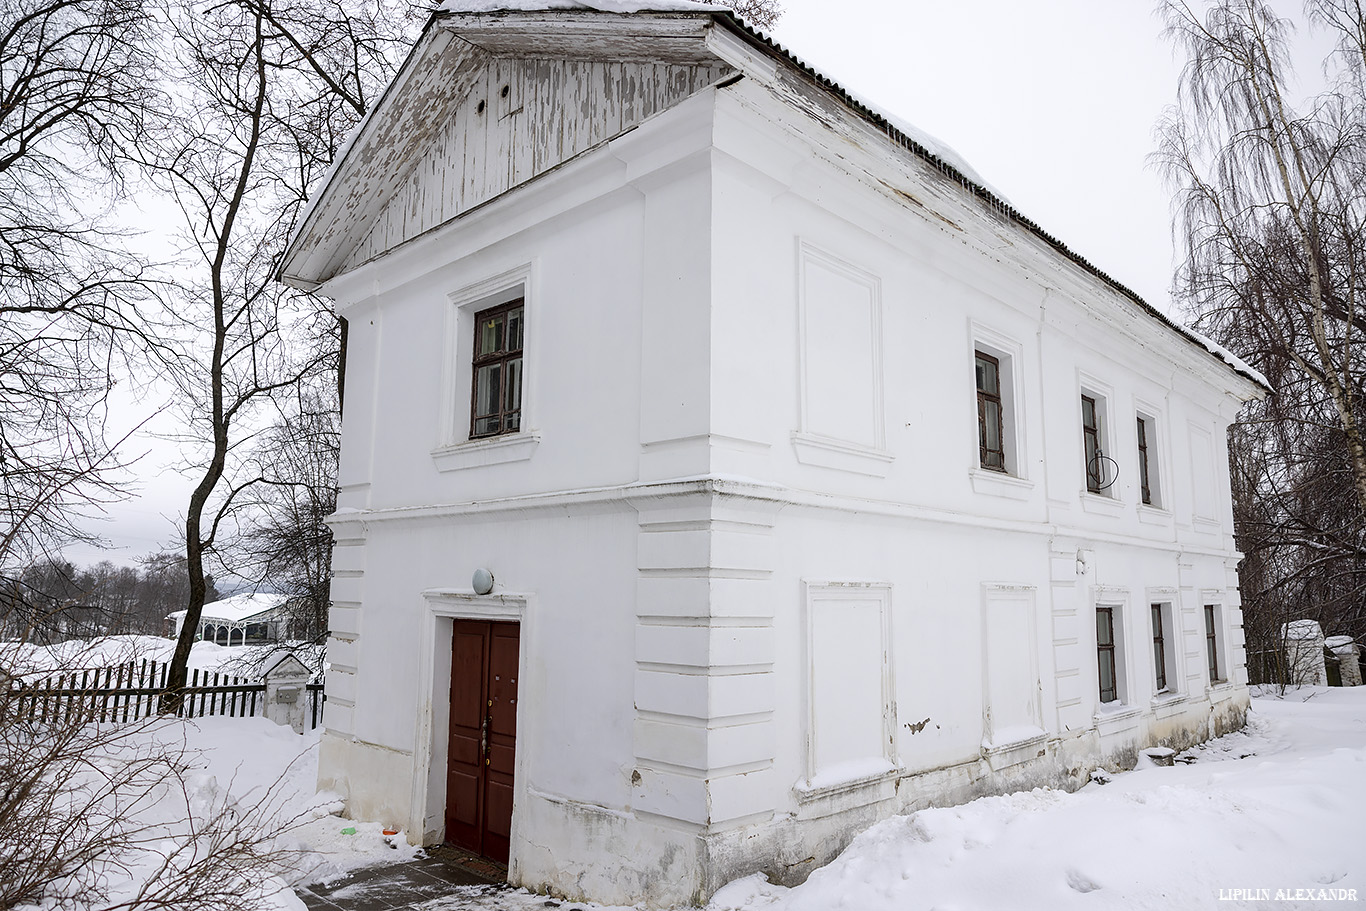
[340,58,731,272]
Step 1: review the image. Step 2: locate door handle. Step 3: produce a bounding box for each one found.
[480,714,489,763]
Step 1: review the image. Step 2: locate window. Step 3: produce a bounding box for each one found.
[470,301,524,438]
[1082,394,1103,493]
[1097,606,1118,703]
[1151,603,1168,692]
[976,351,1006,471]
[1136,417,1153,505]
[1205,604,1223,683]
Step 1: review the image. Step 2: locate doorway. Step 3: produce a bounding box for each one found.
[445,619,519,863]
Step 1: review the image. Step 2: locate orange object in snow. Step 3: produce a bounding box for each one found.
[382,828,400,836]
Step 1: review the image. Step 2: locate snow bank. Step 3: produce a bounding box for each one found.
[708,688,1366,911]
[1,634,322,682]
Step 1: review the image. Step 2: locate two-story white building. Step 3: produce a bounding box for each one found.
[280,5,1267,906]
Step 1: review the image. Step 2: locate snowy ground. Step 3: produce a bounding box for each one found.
[2,634,325,681]
[12,683,1366,910]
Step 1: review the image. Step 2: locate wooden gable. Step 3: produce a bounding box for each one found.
[340,55,731,274]
[281,12,733,287]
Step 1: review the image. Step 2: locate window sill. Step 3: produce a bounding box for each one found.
[1150,692,1187,718]
[1136,504,1171,525]
[1093,703,1142,736]
[791,432,894,477]
[980,728,1048,770]
[1206,680,1237,702]
[792,760,899,819]
[1079,491,1125,517]
[432,432,540,472]
[969,468,1034,500]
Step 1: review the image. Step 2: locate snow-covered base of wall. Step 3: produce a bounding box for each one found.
[318,733,415,834]
[354,687,1248,908]
[697,689,1252,902]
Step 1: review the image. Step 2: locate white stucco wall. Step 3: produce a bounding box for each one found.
[316,78,1256,907]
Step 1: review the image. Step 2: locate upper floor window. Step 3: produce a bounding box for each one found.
[1082,394,1103,493]
[1137,415,1161,506]
[471,300,524,438]
[976,351,1006,472]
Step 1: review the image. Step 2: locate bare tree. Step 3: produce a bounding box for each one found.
[1158,0,1366,664]
[729,0,782,29]
[138,0,416,710]
[238,381,339,643]
[0,679,313,909]
[0,0,165,648]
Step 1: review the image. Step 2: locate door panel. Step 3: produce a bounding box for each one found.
[445,619,519,864]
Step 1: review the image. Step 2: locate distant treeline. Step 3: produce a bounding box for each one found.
[1,555,220,644]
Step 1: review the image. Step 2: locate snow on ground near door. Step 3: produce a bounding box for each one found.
[15,685,1366,910]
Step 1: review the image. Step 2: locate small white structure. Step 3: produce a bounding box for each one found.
[280,7,1267,906]
[262,649,314,734]
[1283,619,1328,686]
[168,592,289,646]
[1325,635,1362,687]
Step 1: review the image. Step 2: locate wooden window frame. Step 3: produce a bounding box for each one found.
[1082,394,1103,493]
[1137,416,1153,505]
[975,350,1006,472]
[1205,604,1222,683]
[470,300,524,439]
[1151,603,1167,692]
[1097,606,1118,704]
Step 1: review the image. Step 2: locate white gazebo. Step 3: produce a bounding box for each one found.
[167,593,289,646]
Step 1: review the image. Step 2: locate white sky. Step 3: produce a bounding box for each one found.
[62,0,1327,570]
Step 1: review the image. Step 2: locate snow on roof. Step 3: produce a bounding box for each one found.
[167,592,289,624]
[1283,619,1325,640]
[1325,635,1357,649]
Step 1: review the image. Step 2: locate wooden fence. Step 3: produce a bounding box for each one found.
[4,659,326,729]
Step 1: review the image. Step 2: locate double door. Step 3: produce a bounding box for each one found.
[446,620,519,863]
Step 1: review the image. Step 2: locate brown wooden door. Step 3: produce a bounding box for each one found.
[446,619,519,863]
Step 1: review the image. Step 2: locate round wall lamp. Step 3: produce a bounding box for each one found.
[472,567,495,595]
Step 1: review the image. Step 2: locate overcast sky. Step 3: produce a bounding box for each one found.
[61,0,1324,570]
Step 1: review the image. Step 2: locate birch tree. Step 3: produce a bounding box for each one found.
[1159,0,1366,663]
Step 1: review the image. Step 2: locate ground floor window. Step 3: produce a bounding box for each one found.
[1205,604,1224,683]
[1151,603,1168,692]
[1097,606,1120,704]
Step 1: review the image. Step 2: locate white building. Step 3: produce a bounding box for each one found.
[280,6,1267,906]
[168,592,290,646]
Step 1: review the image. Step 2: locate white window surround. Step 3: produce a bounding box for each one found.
[968,321,1028,486]
[433,263,538,472]
[1148,599,1181,700]
[1203,599,1230,689]
[980,583,1045,768]
[792,241,891,477]
[1093,589,1131,712]
[795,581,898,803]
[1134,400,1167,510]
[1188,422,1221,527]
[1078,374,1117,501]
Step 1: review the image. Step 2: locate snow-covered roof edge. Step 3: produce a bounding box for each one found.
[704,12,1270,396]
[167,592,290,624]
